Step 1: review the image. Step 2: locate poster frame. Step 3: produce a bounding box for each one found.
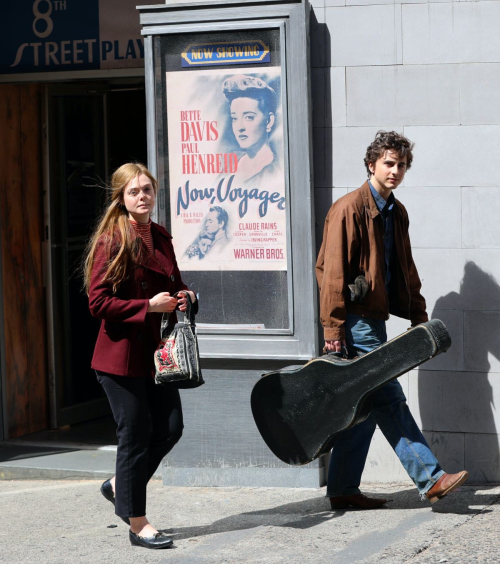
[140,1,317,360]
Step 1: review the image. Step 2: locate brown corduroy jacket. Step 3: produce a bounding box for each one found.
[316,182,428,342]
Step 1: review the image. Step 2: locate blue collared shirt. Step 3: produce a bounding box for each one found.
[369,181,395,290]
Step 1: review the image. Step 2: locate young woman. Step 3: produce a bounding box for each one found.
[222,74,279,185]
[83,162,197,549]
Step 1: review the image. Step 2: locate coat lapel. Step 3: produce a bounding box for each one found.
[361,181,381,219]
[134,224,175,277]
[151,224,175,276]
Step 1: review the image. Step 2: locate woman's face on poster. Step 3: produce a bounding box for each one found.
[230,97,273,151]
[198,237,211,255]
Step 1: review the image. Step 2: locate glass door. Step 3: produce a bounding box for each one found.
[47,84,109,426]
[45,80,148,428]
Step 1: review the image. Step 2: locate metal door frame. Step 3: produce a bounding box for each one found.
[140,0,317,360]
[0,203,6,440]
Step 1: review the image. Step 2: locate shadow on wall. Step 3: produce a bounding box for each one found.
[310,7,333,354]
[419,261,500,482]
[310,7,333,256]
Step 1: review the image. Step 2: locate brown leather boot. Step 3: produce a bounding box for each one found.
[425,471,469,504]
[329,493,389,510]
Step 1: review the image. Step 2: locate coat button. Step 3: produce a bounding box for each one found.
[137,332,143,340]
[170,275,175,282]
[141,282,148,289]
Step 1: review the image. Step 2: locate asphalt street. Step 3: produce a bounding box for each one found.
[1,480,499,563]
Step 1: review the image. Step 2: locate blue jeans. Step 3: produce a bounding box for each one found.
[326,314,444,499]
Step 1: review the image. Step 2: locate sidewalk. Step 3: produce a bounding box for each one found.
[0,479,498,563]
[0,416,146,481]
[1,426,499,563]
[0,441,118,480]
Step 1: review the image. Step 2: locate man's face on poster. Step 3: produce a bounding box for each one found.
[230,97,273,151]
[205,211,223,234]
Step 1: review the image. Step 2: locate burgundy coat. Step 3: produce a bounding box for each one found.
[89,223,194,378]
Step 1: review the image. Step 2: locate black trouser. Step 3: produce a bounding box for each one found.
[97,371,183,518]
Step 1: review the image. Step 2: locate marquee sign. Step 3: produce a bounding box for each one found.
[2,0,144,76]
[181,41,271,67]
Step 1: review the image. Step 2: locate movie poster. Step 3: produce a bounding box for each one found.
[166,66,287,271]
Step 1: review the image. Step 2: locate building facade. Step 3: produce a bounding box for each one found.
[1,0,500,485]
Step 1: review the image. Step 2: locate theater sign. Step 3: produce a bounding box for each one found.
[2,0,144,77]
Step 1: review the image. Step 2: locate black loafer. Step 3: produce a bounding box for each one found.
[100,479,130,525]
[129,530,174,549]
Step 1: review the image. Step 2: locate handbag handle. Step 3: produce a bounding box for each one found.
[160,291,195,340]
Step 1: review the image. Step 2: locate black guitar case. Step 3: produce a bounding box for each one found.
[250,319,451,466]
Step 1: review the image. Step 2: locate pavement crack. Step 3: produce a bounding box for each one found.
[407,493,500,561]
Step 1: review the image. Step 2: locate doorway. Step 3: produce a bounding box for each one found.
[45,79,147,428]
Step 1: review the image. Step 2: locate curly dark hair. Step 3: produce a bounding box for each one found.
[364,131,414,178]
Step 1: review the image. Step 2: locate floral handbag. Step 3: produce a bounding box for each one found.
[154,292,204,388]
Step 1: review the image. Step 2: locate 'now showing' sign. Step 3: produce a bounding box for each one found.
[181,41,271,68]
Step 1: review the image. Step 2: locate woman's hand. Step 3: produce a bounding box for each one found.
[177,291,196,312]
[148,292,178,313]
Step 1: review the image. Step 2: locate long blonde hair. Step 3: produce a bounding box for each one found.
[83,162,158,294]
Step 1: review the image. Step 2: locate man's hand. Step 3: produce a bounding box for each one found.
[324,339,347,353]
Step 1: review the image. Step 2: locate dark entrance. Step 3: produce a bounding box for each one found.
[46,79,147,427]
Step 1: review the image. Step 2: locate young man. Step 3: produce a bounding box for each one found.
[316,131,468,509]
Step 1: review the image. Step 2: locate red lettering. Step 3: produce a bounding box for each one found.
[209,121,218,141]
[265,249,284,260]
[190,154,198,174]
[182,153,238,174]
[230,153,238,173]
[207,154,215,173]
[197,154,205,174]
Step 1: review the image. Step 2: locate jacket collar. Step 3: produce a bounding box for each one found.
[360,181,401,219]
[135,222,174,276]
[361,181,381,219]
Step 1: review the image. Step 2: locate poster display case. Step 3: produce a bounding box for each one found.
[139,0,316,361]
